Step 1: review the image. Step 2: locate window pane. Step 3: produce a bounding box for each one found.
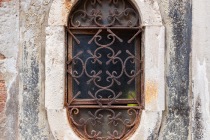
[71,32,139,100]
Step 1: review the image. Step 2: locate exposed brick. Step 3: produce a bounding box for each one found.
[0,74,3,81]
[0,53,5,60]
[0,93,6,102]
[0,81,6,113]
[0,82,6,88]
[0,0,11,7]
[0,103,5,112]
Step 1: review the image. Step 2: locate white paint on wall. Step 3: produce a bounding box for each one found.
[192,0,210,139]
[192,60,210,139]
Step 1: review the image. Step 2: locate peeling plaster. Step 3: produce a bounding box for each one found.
[0,0,11,7]
[192,59,210,139]
[192,0,210,139]
[0,0,19,139]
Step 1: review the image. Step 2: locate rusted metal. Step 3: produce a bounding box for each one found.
[66,0,143,139]
[69,0,140,28]
[70,99,138,105]
[68,105,142,109]
[69,108,141,140]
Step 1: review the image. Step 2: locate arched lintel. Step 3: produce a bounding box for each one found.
[46,0,165,139]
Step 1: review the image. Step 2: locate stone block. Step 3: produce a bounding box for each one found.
[144,26,165,111]
[132,0,163,26]
[47,109,80,140]
[45,26,66,110]
[130,110,162,140]
[48,0,76,26]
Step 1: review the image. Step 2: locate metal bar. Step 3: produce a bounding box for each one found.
[68,27,142,30]
[67,105,142,109]
[128,29,142,43]
[66,29,80,44]
[70,99,139,105]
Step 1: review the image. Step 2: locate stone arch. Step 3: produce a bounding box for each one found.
[45,0,165,139]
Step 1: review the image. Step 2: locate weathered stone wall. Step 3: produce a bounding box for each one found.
[157,0,192,139]
[0,0,19,139]
[0,0,210,140]
[18,0,54,139]
[0,0,54,139]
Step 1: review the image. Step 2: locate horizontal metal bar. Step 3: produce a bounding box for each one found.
[68,27,142,30]
[70,99,138,105]
[67,105,142,109]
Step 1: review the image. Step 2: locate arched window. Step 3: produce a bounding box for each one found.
[66,0,143,139]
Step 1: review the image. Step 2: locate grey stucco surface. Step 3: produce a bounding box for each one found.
[18,0,54,139]
[158,0,192,139]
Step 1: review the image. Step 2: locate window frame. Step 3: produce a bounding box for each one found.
[65,1,144,139]
[66,29,143,106]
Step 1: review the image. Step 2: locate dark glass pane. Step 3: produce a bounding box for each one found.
[72,31,139,100]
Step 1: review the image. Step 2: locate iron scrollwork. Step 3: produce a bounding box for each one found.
[67,0,143,139]
[69,0,140,27]
[70,108,139,140]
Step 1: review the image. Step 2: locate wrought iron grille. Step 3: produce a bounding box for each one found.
[66,0,143,139]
